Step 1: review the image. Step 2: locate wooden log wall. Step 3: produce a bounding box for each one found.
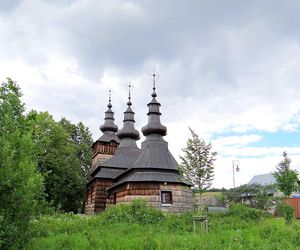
[92,141,118,166]
[85,179,113,214]
[107,182,194,213]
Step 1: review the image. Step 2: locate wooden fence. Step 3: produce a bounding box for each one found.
[285,198,300,219]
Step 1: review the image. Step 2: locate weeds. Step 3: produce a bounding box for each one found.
[26,200,300,249]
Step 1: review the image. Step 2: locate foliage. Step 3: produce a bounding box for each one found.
[276,203,295,225]
[228,204,271,222]
[102,199,165,224]
[26,111,88,213]
[59,118,93,179]
[273,152,299,197]
[26,204,300,249]
[224,184,277,210]
[0,78,44,249]
[179,128,217,192]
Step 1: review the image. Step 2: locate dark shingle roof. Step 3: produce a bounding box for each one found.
[107,86,191,190]
[93,96,119,145]
[95,131,120,144]
[90,97,141,181]
[94,167,125,179]
[117,101,140,140]
[108,170,190,190]
[99,100,118,133]
[102,140,141,168]
[131,134,178,170]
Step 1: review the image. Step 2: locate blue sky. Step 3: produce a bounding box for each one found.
[1,0,300,188]
[213,130,300,148]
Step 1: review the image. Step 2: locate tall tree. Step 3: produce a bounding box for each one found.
[0,79,44,249]
[59,118,93,178]
[26,111,86,212]
[179,128,217,192]
[273,152,299,197]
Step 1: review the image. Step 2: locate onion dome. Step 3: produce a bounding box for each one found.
[117,85,140,140]
[141,76,167,136]
[99,90,118,133]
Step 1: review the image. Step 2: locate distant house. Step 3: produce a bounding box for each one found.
[239,173,278,206]
[194,192,221,207]
[248,173,276,186]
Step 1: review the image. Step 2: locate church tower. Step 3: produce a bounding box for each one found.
[85,92,119,214]
[86,87,141,214]
[107,76,194,213]
[91,91,119,168]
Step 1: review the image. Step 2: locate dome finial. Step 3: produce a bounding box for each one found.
[127,83,132,106]
[117,84,139,140]
[100,89,118,133]
[108,89,112,108]
[151,71,158,98]
[141,74,167,137]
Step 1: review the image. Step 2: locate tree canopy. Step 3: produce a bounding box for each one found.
[0,78,94,248]
[273,152,299,197]
[0,78,44,249]
[178,128,217,192]
[26,111,92,212]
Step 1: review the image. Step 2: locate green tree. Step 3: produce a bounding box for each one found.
[59,118,93,178]
[224,184,277,210]
[27,111,86,212]
[0,78,44,249]
[273,152,299,197]
[179,128,217,192]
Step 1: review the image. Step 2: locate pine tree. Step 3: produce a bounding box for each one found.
[179,128,217,192]
[273,152,299,197]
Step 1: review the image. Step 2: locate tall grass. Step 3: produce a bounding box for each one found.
[26,201,300,249]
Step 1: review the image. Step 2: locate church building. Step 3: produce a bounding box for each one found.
[85,80,194,214]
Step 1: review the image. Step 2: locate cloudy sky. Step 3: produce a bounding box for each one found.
[1,0,300,188]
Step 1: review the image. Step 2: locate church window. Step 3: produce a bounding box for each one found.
[161,191,172,204]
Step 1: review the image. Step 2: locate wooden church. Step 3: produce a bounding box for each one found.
[85,80,194,214]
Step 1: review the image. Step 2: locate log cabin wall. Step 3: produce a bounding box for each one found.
[107,182,194,213]
[85,181,96,214]
[92,141,118,166]
[85,179,113,214]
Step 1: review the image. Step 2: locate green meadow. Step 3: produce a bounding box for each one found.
[25,201,300,250]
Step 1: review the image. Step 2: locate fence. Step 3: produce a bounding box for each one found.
[285,198,300,219]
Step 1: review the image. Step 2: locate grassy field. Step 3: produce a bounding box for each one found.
[25,201,300,250]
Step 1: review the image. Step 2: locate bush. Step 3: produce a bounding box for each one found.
[0,79,45,249]
[163,213,193,233]
[228,204,271,221]
[102,199,165,224]
[276,203,294,225]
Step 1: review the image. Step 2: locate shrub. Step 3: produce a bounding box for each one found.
[102,199,165,224]
[228,204,271,221]
[276,203,294,225]
[163,213,193,233]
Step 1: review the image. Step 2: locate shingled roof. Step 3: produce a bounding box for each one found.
[109,78,191,190]
[91,88,141,180]
[93,91,119,146]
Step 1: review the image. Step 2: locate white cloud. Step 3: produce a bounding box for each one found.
[1,0,300,189]
[213,135,262,148]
